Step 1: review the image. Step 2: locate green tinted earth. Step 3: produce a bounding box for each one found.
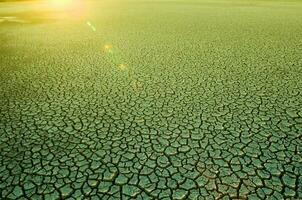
[0,0,301,199]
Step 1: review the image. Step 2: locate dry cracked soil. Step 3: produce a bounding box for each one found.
[0,0,301,199]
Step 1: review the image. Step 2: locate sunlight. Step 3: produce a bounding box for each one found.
[46,0,88,20]
[48,0,74,9]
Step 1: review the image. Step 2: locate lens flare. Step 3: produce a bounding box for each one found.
[118,64,127,70]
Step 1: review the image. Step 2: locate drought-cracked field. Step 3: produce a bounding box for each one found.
[0,0,302,199]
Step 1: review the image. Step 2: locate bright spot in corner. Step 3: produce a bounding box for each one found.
[46,0,88,19]
[48,0,74,9]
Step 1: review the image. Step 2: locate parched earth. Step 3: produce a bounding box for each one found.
[0,0,301,199]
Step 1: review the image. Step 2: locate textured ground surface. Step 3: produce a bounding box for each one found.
[0,0,302,199]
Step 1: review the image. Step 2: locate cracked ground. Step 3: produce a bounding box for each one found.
[0,0,302,199]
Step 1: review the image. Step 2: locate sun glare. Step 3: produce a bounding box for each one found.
[46,0,88,20]
[48,0,73,9]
